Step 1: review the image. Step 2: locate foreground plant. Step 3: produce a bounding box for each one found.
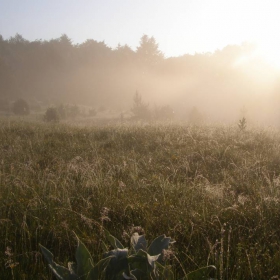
[40,230,216,280]
[39,233,111,280]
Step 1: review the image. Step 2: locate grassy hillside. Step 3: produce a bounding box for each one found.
[1,119,280,279]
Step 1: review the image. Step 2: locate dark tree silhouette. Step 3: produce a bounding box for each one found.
[44,107,60,122]
[0,32,262,122]
[137,35,164,65]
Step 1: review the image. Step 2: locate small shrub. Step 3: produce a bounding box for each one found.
[238,117,247,131]
[44,107,60,122]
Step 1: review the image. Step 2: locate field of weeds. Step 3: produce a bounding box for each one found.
[1,119,280,279]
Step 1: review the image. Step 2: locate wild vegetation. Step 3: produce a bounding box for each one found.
[1,118,280,279]
[40,230,216,280]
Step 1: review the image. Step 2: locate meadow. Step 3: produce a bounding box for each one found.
[1,118,280,279]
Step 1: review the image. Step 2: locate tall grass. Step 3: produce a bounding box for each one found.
[1,119,280,279]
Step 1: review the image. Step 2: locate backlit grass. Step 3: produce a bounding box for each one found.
[1,119,280,279]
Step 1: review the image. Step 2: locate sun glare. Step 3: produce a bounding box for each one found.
[256,42,280,69]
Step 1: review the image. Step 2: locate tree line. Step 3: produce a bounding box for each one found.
[0,33,276,122]
[0,34,164,106]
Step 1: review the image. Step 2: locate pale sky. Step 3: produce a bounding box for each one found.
[1,0,280,58]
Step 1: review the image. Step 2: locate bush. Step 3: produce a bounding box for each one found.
[12,99,30,115]
[43,107,60,122]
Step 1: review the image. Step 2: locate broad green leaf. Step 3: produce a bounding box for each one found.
[130,233,147,253]
[104,248,128,259]
[48,263,73,280]
[128,269,147,279]
[103,248,129,278]
[39,244,54,265]
[129,249,160,273]
[105,229,124,249]
[87,256,112,280]
[74,234,93,279]
[123,271,138,280]
[40,244,76,280]
[148,235,174,263]
[147,252,160,269]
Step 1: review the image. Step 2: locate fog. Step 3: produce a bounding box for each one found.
[1,34,280,126]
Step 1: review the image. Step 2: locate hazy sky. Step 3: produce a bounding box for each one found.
[1,0,280,58]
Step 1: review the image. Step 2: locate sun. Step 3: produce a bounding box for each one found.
[215,0,280,70]
[256,41,280,69]
[232,40,280,87]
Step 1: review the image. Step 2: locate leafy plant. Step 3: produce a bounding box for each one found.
[39,233,112,280]
[40,230,216,280]
[103,230,175,280]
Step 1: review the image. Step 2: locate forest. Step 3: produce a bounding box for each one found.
[1,33,280,124]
